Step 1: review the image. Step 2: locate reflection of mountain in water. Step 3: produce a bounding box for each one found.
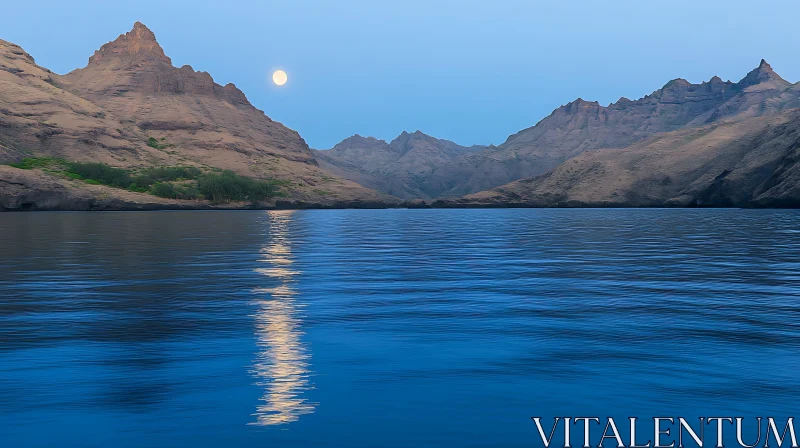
[250,211,316,426]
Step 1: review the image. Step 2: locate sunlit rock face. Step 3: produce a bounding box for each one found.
[250,211,316,426]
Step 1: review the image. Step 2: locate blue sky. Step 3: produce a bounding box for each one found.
[3,0,798,148]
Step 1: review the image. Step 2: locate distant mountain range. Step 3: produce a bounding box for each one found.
[313,131,486,199]
[1,22,798,209]
[318,60,800,207]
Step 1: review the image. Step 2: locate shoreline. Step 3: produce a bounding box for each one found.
[3,200,799,212]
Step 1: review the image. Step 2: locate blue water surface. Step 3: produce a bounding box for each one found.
[1,209,799,447]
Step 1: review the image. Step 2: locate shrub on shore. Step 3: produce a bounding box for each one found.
[197,170,280,203]
[6,158,281,203]
[66,162,205,190]
[149,182,202,200]
[67,162,132,188]
[130,166,203,189]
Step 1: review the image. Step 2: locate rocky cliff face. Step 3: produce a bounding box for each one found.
[314,130,484,199]
[0,23,394,209]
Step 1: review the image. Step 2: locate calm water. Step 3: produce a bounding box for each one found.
[1,209,799,447]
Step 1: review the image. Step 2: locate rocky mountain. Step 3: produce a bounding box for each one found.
[434,67,800,208]
[434,112,800,208]
[313,130,484,199]
[0,23,394,210]
[319,60,800,200]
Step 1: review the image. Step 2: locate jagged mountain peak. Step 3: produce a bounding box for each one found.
[88,22,170,66]
[389,131,412,152]
[66,22,252,106]
[738,59,788,88]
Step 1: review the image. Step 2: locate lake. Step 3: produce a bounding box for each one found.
[1,209,799,447]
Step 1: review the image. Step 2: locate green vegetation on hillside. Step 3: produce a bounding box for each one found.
[67,163,134,188]
[146,137,173,150]
[9,157,66,170]
[197,170,281,203]
[6,157,283,204]
[149,181,201,200]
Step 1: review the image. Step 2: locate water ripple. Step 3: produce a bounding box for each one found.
[0,209,799,447]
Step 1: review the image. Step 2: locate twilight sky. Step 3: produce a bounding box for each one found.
[3,0,798,148]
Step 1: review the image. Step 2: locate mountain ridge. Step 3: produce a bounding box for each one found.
[318,59,800,201]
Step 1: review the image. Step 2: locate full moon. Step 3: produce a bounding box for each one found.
[272,70,288,86]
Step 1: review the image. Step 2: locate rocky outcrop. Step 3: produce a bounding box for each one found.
[88,22,170,64]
